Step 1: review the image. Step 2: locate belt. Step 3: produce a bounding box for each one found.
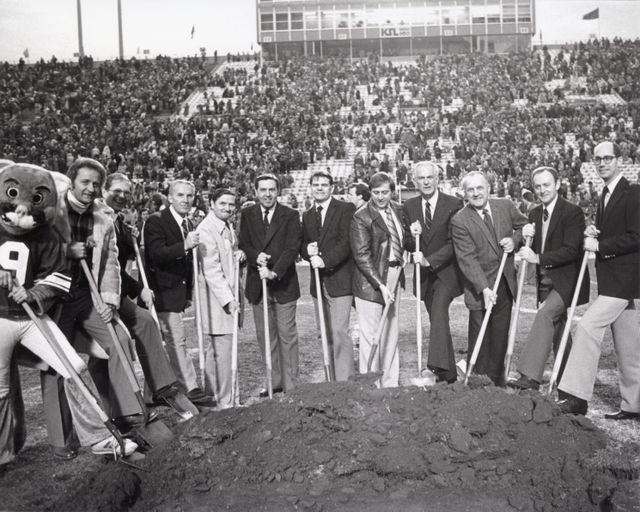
[388,260,402,268]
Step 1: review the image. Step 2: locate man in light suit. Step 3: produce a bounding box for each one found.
[144,180,211,405]
[451,171,527,386]
[558,141,640,418]
[509,166,589,390]
[196,189,245,408]
[238,174,302,396]
[301,170,356,381]
[351,172,405,388]
[404,162,463,384]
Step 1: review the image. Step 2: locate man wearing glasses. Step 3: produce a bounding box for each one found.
[558,141,640,419]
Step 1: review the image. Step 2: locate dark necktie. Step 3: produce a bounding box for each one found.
[384,208,403,261]
[181,218,189,239]
[263,208,270,233]
[542,208,549,222]
[599,186,610,219]
[483,208,497,241]
[424,201,432,232]
[315,205,323,239]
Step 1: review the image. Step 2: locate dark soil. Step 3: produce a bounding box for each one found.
[47,376,638,512]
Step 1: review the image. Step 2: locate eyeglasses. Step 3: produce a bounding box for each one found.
[594,156,615,164]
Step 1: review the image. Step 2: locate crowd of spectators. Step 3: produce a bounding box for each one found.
[2,38,640,220]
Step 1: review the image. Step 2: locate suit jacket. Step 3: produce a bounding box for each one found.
[301,198,355,298]
[595,177,640,299]
[143,208,193,313]
[196,213,238,335]
[529,197,589,307]
[238,202,302,305]
[451,198,527,310]
[350,200,405,305]
[403,193,463,299]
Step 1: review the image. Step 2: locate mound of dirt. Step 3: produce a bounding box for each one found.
[53,378,636,511]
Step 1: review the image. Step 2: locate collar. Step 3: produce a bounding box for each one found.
[474,202,492,218]
[604,172,624,195]
[542,195,559,218]
[261,204,275,217]
[315,197,332,211]
[210,212,230,234]
[169,205,187,227]
[66,190,93,215]
[421,190,439,211]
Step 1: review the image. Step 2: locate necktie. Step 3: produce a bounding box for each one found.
[599,186,610,218]
[385,208,403,261]
[542,208,549,222]
[181,218,189,239]
[542,208,549,252]
[482,208,497,241]
[424,201,432,232]
[263,208,270,232]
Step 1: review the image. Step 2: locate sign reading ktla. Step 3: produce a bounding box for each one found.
[380,26,411,38]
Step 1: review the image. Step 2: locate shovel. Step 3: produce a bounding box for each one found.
[366,270,402,373]
[261,270,273,399]
[192,247,206,387]
[314,266,333,382]
[230,255,241,406]
[546,250,590,396]
[503,236,532,383]
[409,235,436,387]
[132,238,160,328]
[465,251,508,385]
[80,260,174,450]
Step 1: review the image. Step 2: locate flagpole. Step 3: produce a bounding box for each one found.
[117,0,124,59]
[76,0,84,58]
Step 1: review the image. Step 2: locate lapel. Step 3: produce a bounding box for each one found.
[601,177,628,226]
[249,205,265,247]
[422,194,444,247]
[162,207,184,242]
[545,198,563,244]
[318,200,337,246]
[531,206,543,253]
[263,203,284,248]
[369,202,389,236]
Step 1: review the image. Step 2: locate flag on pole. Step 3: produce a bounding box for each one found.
[23,48,29,58]
[191,25,195,39]
[582,8,599,20]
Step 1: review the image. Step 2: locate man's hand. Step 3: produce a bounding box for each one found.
[0,270,13,290]
[9,285,33,304]
[522,223,535,239]
[224,299,240,315]
[380,284,395,305]
[257,252,271,267]
[499,237,515,253]
[518,246,539,264]
[413,250,424,265]
[235,250,246,263]
[184,231,200,251]
[310,255,325,269]
[482,287,497,310]
[584,225,600,238]
[97,303,116,323]
[130,225,140,239]
[139,287,155,309]
[258,266,276,280]
[584,237,599,253]
[410,221,422,237]
[68,242,87,260]
[307,242,319,257]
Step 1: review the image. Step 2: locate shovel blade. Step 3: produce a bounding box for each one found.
[129,420,174,451]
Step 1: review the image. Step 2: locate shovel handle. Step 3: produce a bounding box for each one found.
[414,234,422,377]
[366,271,402,373]
[192,248,206,387]
[231,256,240,406]
[132,239,160,327]
[314,267,333,382]
[261,273,273,399]
[465,251,508,385]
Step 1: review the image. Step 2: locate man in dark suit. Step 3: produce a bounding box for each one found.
[143,180,210,405]
[508,166,589,390]
[351,172,405,388]
[451,171,527,386]
[558,142,640,418]
[238,174,302,395]
[403,162,463,383]
[301,170,356,381]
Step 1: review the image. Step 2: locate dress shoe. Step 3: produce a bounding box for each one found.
[433,368,457,384]
[557,394,588,416]
[259,387,283,398]
[114,409,159,429]
[507,375,540,391]
[52,446,78,460]
[604,410,640,421]
[186,387,215,405]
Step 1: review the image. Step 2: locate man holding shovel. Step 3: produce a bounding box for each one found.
[351,172,404,388]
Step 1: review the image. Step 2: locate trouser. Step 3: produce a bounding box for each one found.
[252,297,299,392]
[157,311,199,394]
[0,361,24,466]
[517,287,570,382]
[204,334,233,408]
[355,266,401,388]
[559,297,640,412]
[313,283,354,381]
[467,278,513,386]
[423,274,458,380]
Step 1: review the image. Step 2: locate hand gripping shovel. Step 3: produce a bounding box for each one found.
[261,269,274,399]
[546,250,590,396]
[192,248,206,387]
[80,260,174,450]
[366,270,402,374]
[314,266,334,382]
[19,299,144,468]
[409,234,436,387]
[465,251,508,385]
[230,255,241,406]
[503,236,532,383]
[132,238,160,328]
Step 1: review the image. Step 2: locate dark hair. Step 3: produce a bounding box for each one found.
[531,166,559,183]
[310,170,333,185]
[209,188,235,204]
[254,173,280,192]
[105,172,131,190]
[349,182,371,201]
[67,157,107,187]
[369,172,395,192]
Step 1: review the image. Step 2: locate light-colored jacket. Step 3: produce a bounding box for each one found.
[196,212,238,335]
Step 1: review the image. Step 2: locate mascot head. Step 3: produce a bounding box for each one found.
[0,163,58,235]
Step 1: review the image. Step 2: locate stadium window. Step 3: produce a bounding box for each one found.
[486,0,500,23]
[517,1,531,22]
[260,13,274,31]
[470,0,485,24]
[275,13,288,31]
[351,11,365,28]
[291,12,303,30]
[366,9,379,27]
[305,11,319,30]
[321,11,336,29]
[502,2,516,23]
[452,5,470,25]
[336,11,350,28]
[425,7,439,25]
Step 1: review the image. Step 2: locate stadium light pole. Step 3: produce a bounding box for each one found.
[76,0,85,58]
[117,0,124,59]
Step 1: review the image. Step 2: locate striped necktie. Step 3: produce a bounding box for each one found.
[424,201,432,232]
[384,208,403,261]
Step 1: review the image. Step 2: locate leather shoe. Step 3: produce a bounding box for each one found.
[52,446,78,460]
[507,375,540,391]
[604,410,640,421]
[557,395,588,415]
[114,409,159,429]
[259,387,283,398]
[187,388,215,405]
